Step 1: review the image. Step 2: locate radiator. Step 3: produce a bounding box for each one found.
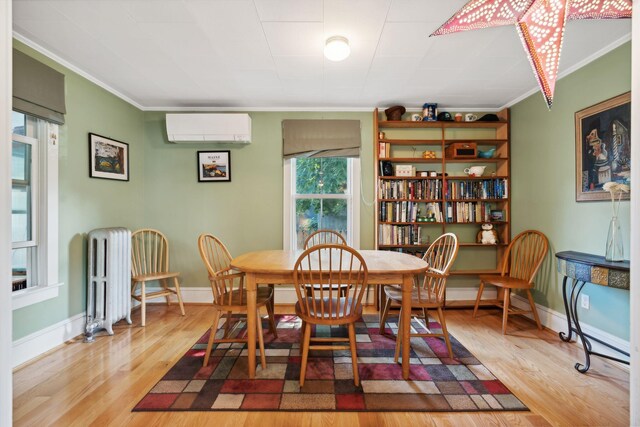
[84,227,132,342]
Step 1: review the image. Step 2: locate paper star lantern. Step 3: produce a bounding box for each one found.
[431,0,632,108]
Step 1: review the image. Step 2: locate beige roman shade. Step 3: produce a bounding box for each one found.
[13,49,66,125]
[282,119,361,158]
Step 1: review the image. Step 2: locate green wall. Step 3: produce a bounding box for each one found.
[511,42,631,340]
[142,111,375,289]
[12,41,145,340]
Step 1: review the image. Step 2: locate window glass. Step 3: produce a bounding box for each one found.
[12,111,26,135]
[12,185,31,242]
[295,158,348,194]
[292,157,350,250]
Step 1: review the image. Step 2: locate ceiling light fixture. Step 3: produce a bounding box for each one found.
[324,36,350,61]
[430,0,632,108]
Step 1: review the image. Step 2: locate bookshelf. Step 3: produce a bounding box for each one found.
[373,108,510,306]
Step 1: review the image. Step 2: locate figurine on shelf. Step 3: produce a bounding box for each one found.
[476,223,499,245]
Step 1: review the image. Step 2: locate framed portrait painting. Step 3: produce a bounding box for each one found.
[89,133,129,181]
[197,150,231,182]
[575,92,630,202]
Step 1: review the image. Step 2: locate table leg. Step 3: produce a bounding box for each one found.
[570,279,592,373]
[559,277,573,342]
[401,274,412,380]
[246,272,257,379]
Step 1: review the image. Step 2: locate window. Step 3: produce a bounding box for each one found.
[284,157,360,250]
[11,111,60,308]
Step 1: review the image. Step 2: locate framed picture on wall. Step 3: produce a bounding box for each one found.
[575,92,630,202]
[197,150,231,182]
[89,133,129,181]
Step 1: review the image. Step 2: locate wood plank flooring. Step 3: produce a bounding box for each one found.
[13,304,629,426]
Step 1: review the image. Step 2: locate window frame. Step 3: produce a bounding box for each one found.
[11,117,61,310]
[283,157,360,251]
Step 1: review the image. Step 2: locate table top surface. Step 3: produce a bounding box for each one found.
[556,251,630,272]
[231,249,429,275]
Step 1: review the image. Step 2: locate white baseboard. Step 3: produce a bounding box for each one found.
[12,312,86,369]
[13,286,629,370]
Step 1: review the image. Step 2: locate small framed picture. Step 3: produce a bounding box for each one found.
[197,150,231,182]
[490,210,504,221]
[89,133,129,181]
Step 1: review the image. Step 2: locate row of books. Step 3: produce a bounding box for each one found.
[378,179,442,200]
[378,141,391,158]
[446,178,508,200]
[379,201,419,222]
[445,202,495,223]
[378,224,422,246]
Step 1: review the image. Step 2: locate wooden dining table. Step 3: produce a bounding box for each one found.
[230,249,429,380]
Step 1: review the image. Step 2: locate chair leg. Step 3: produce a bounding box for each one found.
[256,309,267,370]
[299,322,312,387]
[422,308,429,330]
[224,311,233,338]
[203,308,221,367]
[394,309,403,363]
[173,277,185,316]
[473,282,485,319]
[379,293,392,334]
[140,281,146,327]
[436,306,454,359]
[347,323,360,387]
[161,279,171,306]
[502,288,511,335]
[526,289,542,330]
[266,295,278,338]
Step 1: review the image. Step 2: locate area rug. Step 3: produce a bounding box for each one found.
[133,314,527,412]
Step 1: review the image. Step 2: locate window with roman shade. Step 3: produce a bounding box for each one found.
[282,119,361,158]
[282,120,361,251]
[12,49,66,125]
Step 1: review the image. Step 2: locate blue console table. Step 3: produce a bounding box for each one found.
[556,251,630,373]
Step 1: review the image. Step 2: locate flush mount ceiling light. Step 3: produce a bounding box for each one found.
[431,0,632,109]
[324,36,350,61]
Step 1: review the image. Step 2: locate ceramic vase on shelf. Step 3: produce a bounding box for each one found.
[604,216,624,262]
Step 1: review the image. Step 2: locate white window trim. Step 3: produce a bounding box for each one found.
[283,157,360,251]
[12,121,61,310]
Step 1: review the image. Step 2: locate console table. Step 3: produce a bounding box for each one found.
[556,251,630,373]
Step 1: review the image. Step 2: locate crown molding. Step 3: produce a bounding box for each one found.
[13,31,630,113]
[13,32,145,110]
[500,33,632,110]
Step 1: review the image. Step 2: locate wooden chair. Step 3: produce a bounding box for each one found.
[130,229,185,327]
[473,230,549,334]
[303,229,347,249]
[379,233,459,360]
[293,244,368,387]
[197,234,277,368]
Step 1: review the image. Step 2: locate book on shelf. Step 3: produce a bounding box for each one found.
[378,142,391,158]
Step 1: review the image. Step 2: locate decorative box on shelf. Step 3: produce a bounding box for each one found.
[395,165,415,177]
[445,142,477,159]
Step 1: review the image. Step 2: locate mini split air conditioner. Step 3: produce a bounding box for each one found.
[166,113,251,143]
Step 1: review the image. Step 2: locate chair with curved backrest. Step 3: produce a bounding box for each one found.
[303,229,347,249]
[198,234,277,369]
[378,233,459,360]
[293,244,368,387]
[131,229,185,327]
[473,230,549,334]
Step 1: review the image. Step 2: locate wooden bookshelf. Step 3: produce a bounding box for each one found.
[373,108,511,308]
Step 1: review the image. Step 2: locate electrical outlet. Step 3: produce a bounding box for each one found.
[581,294,590,310]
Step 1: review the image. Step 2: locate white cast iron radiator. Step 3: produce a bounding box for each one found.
[85,227,132,342]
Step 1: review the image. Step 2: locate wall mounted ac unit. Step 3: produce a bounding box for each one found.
[166,113,251,143]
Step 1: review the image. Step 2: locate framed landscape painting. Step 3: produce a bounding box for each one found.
[197,150,231,182]
[575,92,630,202]
[89,133,129,181]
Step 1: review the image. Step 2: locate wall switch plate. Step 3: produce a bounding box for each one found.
[581,294,590,310]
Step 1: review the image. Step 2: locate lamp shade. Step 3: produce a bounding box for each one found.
[324,36,350,61]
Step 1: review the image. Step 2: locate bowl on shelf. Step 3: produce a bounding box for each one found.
[477,148,496,159]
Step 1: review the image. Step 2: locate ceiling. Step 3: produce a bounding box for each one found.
[12,0,632,111]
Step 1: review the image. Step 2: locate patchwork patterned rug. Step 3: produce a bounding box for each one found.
[133,314,527,412]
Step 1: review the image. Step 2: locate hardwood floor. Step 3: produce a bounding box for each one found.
[13,304,629,426]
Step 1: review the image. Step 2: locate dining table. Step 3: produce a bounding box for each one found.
[230,249,429,380]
